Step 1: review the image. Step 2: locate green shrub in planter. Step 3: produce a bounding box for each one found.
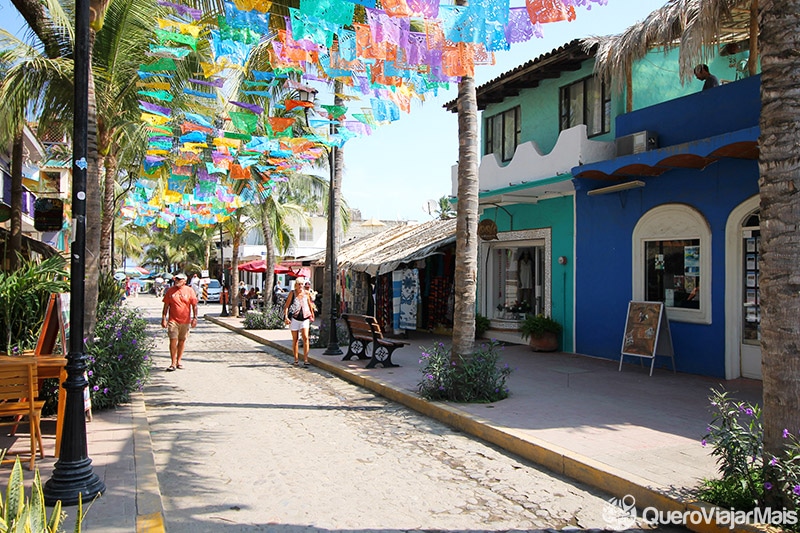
[475,313,490,338]
[519,314,562,340]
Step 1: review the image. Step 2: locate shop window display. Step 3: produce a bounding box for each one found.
[645,239,701,309]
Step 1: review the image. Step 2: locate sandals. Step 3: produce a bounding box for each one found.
[166,365,176,372]
[292,360,299,366]
[303,362,310,367]
[176,364,184,370]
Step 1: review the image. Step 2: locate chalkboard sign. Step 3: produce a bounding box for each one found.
[619,301,675,376]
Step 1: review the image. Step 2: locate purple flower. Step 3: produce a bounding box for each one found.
[793,485,800,496]
[783,429,791,438]
[93,385,99,391]
[103,388,109,394]
[87,370,93,377]
[744,407,754,416]
[764,482,773,491]
[701,439,707,447]
[770,457,778,466]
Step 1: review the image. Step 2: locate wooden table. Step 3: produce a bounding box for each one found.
[0,355,67,457]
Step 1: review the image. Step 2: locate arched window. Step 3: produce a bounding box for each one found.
[632,204,711,324]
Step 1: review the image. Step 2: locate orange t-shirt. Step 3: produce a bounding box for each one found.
[163,285,198,324]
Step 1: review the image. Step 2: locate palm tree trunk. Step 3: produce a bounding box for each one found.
[758,0,800,505]
[231,237,241,317]
[261,207,275,309]
[83,51,101,338]
[451,73,480,357]
[9,130,24,270]
[99,151,117,271]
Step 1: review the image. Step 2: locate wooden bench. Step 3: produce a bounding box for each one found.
[341,314,409,368]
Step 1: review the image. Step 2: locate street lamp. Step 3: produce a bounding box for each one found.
[297,88,342,355]
[322,137,342,355]
[44,0,105,506]
[220,224,229,317]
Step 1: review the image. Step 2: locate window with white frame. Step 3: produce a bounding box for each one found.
[484,106,520,162]
[632,204,711,324]
[299,226,313,241]
[559,76,611,137]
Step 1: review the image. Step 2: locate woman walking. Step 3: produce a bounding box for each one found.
[283,278,315,366]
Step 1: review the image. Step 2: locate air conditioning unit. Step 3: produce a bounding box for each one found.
[615,130,658,156]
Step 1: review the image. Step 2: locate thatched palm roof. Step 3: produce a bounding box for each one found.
[302,218,457,276]
[585,0,754,90]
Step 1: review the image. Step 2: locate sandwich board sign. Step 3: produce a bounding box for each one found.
[619,301,676,376]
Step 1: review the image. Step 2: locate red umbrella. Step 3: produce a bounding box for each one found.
[238,259,267,273]
[238,261,310,278]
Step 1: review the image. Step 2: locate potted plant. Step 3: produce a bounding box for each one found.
[519,314,562,352]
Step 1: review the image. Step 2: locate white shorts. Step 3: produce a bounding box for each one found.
[289,318,310,332]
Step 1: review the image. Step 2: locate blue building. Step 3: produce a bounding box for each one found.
[447,38,759,379]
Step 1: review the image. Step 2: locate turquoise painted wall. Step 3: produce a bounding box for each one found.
[481,47,753,159]
[480,195,574,352]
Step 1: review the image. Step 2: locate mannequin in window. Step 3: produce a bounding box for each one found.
[519,251,533,304]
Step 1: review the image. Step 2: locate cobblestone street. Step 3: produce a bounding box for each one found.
[140,296,681,532]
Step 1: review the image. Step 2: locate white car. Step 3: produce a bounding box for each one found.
[202,279,222,302]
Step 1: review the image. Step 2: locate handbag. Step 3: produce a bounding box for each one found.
[287,293,304,320]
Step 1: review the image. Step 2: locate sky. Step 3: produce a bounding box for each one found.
[0,0,666,222]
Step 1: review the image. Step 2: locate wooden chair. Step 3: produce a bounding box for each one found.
[0,360,45,471]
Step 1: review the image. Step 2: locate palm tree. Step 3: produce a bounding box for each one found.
[435,195,456,220]
[221,210,257,317]
[451,0,480,358]
[589,0,799,503]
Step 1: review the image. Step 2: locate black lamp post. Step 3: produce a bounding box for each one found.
[298,87,342,356]
[323,139,342,356]
[44,0,105,506]
[220,224,229,317]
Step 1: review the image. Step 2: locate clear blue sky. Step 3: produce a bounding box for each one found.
[1,0,666,221]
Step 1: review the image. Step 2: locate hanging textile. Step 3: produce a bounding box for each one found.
[392,270,402,331]
[399,268,419,330]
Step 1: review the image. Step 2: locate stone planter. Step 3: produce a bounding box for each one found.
[528,331,559,352]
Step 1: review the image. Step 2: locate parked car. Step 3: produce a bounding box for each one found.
[203,279,222,302]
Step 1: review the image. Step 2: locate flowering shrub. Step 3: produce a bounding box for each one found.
[417,341,512,403]
[85,301,155,411]
[310,320,349,348]
[242,305,285,330]
[700,388,800,519]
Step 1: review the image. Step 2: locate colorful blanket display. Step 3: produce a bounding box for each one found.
[122,0,606,232]
[391,267,418,331]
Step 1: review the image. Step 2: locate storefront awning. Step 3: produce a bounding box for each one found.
[572,126,759,182]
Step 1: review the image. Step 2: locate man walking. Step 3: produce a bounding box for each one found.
[161,272,198,371]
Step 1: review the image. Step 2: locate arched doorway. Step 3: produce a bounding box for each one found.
[725,196,761,379]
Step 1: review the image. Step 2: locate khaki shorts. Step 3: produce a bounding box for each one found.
[167,321,191,340]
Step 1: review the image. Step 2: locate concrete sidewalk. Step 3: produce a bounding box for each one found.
[207,312,762,532]
[20,306,762,532]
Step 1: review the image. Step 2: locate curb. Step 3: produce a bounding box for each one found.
[131,392,166,533]
[206,315,765,533]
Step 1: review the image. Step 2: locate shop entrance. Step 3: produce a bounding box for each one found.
[489,245,545,319]
[740,210,761,379]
